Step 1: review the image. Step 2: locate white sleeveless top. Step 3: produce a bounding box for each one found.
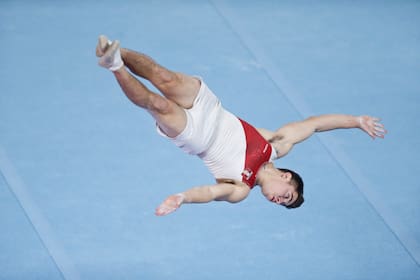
[157,79,276,181]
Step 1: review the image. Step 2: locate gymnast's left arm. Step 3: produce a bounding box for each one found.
[155,183,250,216]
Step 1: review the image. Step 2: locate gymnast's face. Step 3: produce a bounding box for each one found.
[261,171,298,207]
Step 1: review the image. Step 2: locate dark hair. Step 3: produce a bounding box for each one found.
[278,168,304,209]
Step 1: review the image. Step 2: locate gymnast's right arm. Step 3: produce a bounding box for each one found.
[155,183,250,216]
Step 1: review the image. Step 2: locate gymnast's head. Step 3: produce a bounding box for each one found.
[258,166,304,209]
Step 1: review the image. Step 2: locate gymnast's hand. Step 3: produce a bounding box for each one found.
[358,115,387,139]
[155,193,185,216]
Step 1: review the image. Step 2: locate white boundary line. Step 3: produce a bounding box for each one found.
[0,146,81,280]
[211,0,420,267]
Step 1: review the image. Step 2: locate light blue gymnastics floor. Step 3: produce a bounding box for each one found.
[1,1,419,279]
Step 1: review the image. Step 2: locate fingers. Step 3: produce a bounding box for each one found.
[373,128,387,138]
[361,116,387,139]
[155,194,184,216]
[155,201,178,216]
[374,126,387,137]
[155,205,177,216]
[372,118,387,139]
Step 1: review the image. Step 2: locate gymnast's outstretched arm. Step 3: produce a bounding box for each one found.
[155,182,250,216]
[258,114,387,158]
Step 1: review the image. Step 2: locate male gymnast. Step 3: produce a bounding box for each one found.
[95,35,387,216]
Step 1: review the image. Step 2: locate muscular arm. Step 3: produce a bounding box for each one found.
[155,182,250,216]
[260,114,387,158]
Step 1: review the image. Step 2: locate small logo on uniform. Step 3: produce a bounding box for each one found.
[263,144,268,153]
[242,168,253,180]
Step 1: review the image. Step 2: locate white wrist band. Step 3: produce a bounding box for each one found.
[176,193,186,202]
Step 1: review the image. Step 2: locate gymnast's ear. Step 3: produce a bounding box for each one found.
[280,171,292,181]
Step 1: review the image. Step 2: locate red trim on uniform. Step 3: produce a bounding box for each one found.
[239,119,272,188]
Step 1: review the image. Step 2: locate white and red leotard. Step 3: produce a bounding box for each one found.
[157,78,276,188]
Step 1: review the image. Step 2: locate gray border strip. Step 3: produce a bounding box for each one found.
[211,0,420,267]
[0,146,81,280]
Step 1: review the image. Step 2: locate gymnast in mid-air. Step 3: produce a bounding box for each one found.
[96,35,387,216]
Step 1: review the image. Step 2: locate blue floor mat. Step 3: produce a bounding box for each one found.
[0,1,419,279]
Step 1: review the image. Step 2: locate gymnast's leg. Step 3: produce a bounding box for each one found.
[121,48,200,109]
[96,36,187,138]
[96,35,200,109]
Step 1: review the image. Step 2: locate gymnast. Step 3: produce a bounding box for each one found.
[95,35,387,216]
